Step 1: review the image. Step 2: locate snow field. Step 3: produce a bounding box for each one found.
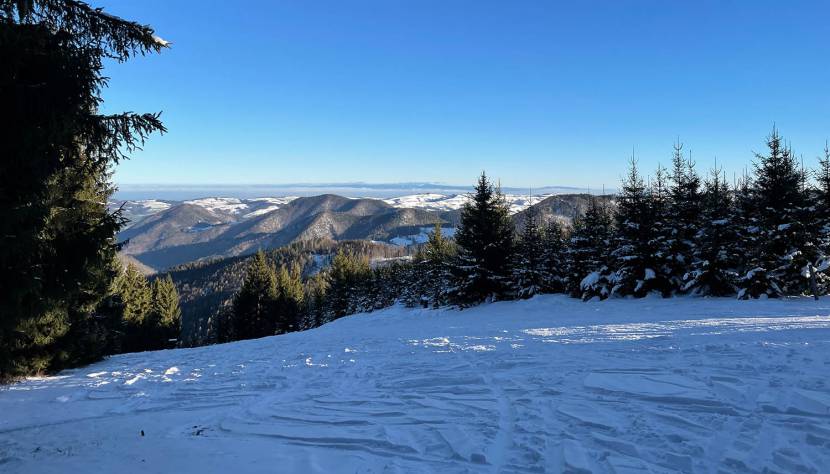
[1,295,830,473]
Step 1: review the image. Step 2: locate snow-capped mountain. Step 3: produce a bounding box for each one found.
[117,195,443,270]
[383,193,554,214]
[112,192,560,230]
[110,197,299,229]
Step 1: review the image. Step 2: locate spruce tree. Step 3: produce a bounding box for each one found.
[647,164,674,295]
[416,224,454,307]
[739,129,816,298]
[540,219,567,293]
[450,172,515,305]
[325,250,370,320]
[274,265,304,334]
[666,142,702,292]
[116,264,152,352]
[0,0,167,379]
[683,168,740,296]
[514,204,545,299]
[302,273,328,329]
[814,142,830,291]
[232,250,278,340]
[566,197,614,300]
[610,158,663,297]
[149,275,181,348]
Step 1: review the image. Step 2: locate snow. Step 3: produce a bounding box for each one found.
[151,34,170,48]
[180,197,298,218]
[389,226,456,246]
[2,296,830,473]
[384,193,553,214]
[183,197,249,214]
[580,271,601,289]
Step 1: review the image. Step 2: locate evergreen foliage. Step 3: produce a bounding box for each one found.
[450,172,515,305]
[274,265,304,334]
[739,129,815,298]
[324,250,371,321]
[0,0,166,380]
[610,158,664,297]
[566,198,614,300]
[647,164,673,294]
[408,224,454,308]
[665,142,703,292]
[149,275,182,348]
[540,219,567,293]
[514,204,545,299]
[683,167,741,295]
[232,250,278,340]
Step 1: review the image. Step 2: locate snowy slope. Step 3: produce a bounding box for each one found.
[384,193,553,214]
[3,296,830,473]
[182,197,299,217]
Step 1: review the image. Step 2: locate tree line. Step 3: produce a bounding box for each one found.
[213,129,830,345]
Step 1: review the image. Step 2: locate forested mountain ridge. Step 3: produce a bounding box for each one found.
[117,192,608,271]
[166,239,411,345]
[118,194,444,270]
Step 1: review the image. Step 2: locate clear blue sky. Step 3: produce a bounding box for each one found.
[100,0,830,190]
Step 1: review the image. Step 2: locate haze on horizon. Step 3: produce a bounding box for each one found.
[100,0,830,189]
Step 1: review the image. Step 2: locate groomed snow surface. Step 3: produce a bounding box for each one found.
[2,296,830,473]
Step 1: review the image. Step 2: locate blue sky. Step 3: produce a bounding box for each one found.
[101,0,830,190]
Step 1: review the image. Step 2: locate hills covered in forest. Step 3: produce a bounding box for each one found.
[115,192,602,271]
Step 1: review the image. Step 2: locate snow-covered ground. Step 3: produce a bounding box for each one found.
[2,296,830,473]
[384,193,552,214]
[182,197,299,217]
[389,226,456,246]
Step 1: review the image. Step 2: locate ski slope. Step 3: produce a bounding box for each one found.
[2,296,830,473]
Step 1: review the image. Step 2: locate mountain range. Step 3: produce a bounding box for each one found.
[114,192,610,271]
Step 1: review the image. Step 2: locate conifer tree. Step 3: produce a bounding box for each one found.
[739,129,816,298]
[610,158,662,297]
[666,142,702,292]
[302,273,328,329]
[415,224,454,307]
[540,219,567,293]
[0,0,167,379]
[683,168,740,296]
[232,250,278,340]
[566,197,614,300]
[450,172,515,305]
[647,164,673,295]
[325,250,370,320]
[514,204,545,299]
[814,142,830,291]
[274,265,304,334]
[116,264,152,352]
[149,275,181,348]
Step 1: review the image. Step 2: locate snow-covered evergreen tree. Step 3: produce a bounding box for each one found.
[647,164,674,295]
[738,129,816,298]
[813,142,830,292]
[540,219,567,293]
[566,197,614,300]
[514,204,545,299]
[665,142,703,292]
[418,224,454,307]
[683,167,740,296]
[450,173,515,305]
[610,158,664,297]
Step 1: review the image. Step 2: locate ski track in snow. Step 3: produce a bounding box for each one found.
[2,296,830,473]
